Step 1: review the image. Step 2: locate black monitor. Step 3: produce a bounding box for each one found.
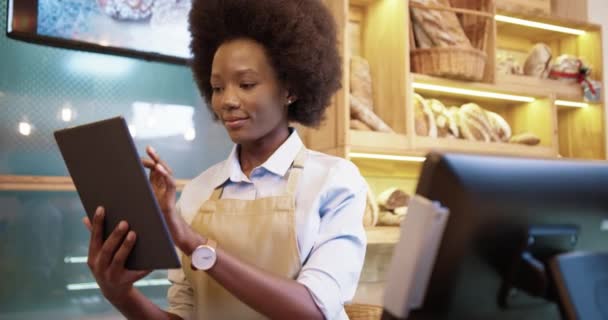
[383,152,608,320]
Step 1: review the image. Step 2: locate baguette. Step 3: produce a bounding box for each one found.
[510,132,541,146]
[350,119,373,131]
[410,0,472,48]
[350,56,374,109]
[350,94,394,132]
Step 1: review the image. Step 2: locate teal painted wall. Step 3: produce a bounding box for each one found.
[0,1,232,318]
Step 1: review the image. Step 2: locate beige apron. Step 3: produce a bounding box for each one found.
[182,147,307,320]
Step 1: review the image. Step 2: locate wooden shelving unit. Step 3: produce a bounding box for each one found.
[307,0,606,304]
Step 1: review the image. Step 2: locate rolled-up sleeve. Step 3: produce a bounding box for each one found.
[166,201,195,320]
[296,162,368,319]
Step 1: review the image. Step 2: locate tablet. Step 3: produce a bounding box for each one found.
[54,116,181,270]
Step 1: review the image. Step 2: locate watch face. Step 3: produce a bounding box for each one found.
[192,246,216,270]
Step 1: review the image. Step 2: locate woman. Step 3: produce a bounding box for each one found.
[84,0,368,319]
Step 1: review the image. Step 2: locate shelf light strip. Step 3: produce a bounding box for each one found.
[555,100,589,108]
[67,279,171,291]
[495,15,586,36]
[349,152,426,163]
[412,82,535,103]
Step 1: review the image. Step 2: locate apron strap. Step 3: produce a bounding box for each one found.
[210,186,223,201]
[286,147,307,196]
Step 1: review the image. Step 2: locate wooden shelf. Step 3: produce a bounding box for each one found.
[414,73,594,103]
[366,226,400,244]
[496,74,585,101]
[411,136,557,158]
[349,130,409,155]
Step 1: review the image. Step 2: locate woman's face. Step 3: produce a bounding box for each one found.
[210,38,291,145]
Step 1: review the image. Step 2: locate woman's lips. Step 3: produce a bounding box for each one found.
[224,117,249,130]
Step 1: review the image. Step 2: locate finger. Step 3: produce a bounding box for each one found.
[111,231,136,269]
[141,158,156,170]
[130,269,153,283]
[82,216,92,232]
[146,146,174,175]
[97,220,129,268]
[89,207,105,256]
[155,163,177,193]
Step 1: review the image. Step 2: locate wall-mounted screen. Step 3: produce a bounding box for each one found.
[7,0,191,64]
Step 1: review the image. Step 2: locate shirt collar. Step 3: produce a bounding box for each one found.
[211,128,304,188]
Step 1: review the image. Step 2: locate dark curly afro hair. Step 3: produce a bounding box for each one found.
[188,0,342,127]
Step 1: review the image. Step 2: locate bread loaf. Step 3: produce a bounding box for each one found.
[414,94,437,137]
[363,188,379,227]
[350,119,373,131]
[485,111,512,142]
[377,210,403,226]
[350,56,374,109]
[510,132,541,146]
[549,55,583,84]
[459,103,497,142]
[428,99,459,138]
[350,94,394,132]
[410,0,472,48]
[377,188,410,211]
[524,43,552,78]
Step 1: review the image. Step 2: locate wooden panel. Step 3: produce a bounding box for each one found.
[366,226,401,245]
[496,75,584,101]
[353,158,422,179]
[0,175,188,192]
[551,0,587,22]
[496,0,551,16]
[496,98,558,149]
[307,0,349,154]
[363,0,408,133]
[411,136,557,157]
[558,104,606,159]
[349,130,411,155]
[578,31,604,83]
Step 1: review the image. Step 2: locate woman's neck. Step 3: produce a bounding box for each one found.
[239,126,290,177]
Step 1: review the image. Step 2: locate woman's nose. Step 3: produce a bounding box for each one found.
[221,86,240,109]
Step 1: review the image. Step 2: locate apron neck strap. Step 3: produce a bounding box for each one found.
[285,147,307,196]
[210,146,307,200]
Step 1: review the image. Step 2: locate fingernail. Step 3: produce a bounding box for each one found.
[119,221,128,230]
[127,231,135,241]
[156,163,167,174]
[95,207,103,217]
[149,146,156,154]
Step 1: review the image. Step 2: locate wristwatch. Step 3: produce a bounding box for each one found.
[191,239,218,271]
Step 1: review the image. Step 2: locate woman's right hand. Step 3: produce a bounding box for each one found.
[83,207,151,303]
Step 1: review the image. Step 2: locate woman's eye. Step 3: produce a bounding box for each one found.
[240,83,257,90]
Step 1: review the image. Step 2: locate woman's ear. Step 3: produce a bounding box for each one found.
[285,91,298,106]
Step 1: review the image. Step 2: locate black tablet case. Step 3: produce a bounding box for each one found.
[54,117,181,270]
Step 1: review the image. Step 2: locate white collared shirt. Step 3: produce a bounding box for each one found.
[167,129,368,320]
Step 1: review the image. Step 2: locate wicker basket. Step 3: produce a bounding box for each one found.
[410,0,494,81]
[344,303,383,320]
[411,46,487,81]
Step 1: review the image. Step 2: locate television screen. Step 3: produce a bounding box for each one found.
[7,0,191,63]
